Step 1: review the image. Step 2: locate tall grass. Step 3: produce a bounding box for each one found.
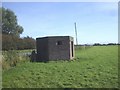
[2,50,30,70]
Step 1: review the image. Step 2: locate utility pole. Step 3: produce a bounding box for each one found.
[74,22,78,45]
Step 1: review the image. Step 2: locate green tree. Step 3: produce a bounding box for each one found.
[2,7,23,37]
[1,7,36,50]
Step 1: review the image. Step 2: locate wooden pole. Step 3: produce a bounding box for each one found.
[74,22,78,45]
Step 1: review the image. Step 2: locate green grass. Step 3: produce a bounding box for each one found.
[2,46,118,88]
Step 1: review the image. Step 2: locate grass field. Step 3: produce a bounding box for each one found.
[2,46,118,88]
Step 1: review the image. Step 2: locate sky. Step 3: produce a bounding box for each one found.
[2,2,118,44]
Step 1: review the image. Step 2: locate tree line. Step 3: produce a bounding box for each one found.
[1,7,36,51]
[2,35,36,50]
[79,43,119,46]
[93,43,119,46]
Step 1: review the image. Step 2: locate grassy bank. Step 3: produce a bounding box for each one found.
[2,46,118,88]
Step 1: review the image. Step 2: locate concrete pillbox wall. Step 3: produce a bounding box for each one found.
[36,36,74,62]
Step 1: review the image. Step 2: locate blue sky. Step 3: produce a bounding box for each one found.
[2,2,118,44]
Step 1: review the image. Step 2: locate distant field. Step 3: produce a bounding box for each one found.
[2,46,118,88]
